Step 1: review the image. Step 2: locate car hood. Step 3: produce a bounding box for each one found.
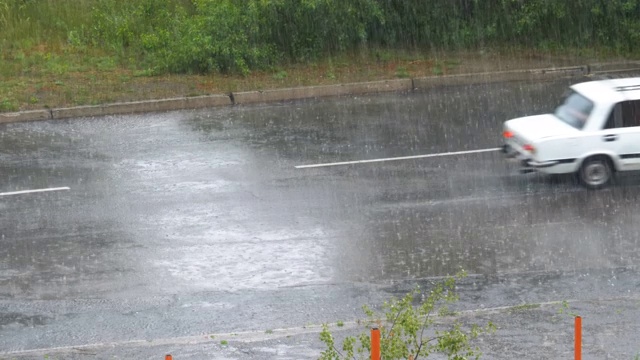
[505,114,579,142]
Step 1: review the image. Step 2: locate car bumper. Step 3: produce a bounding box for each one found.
[525,159,559,168]
[502,144,559,172]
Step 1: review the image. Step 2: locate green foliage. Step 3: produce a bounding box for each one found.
[432,63,443,76]
[319,270,495,360]
[369,0,640,51]
[369,0,478,48]
[4,0,640,76]
[166,0,276,75]
[255,0,383,61]
[81,0,383,74]
[273,70,288,80]
[84,0,278,74]
[556,300,579,318]
[87,0,185,52]
[0,0,94,49]
[0,98,18,112]
[395,66,409,78]
[0,0,9,30]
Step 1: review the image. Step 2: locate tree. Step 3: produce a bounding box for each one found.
[319,270,495,360]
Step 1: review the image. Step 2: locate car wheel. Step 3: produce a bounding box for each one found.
[579,156,612,189]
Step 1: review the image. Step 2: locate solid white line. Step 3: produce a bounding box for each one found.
[295,148,502,169]
[0,187,70,197]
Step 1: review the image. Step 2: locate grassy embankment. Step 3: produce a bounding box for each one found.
[0,0,633,112]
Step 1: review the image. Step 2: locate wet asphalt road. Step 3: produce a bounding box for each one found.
[1,76,640,358]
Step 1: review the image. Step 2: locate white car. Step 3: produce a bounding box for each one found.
[502,77,640,189]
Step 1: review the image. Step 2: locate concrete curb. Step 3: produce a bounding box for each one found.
[50,95,232,120]
[232,79,412,105]
[2,62,640,124]
[0,110,50,123]
[587,60,640,73]
[414,65,588,89]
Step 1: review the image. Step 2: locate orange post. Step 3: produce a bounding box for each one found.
[371,326,381,360]
[575,316,582,360]
[165,355,173,360]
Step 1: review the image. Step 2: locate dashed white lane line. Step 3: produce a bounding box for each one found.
[295,147,502,169]
[0,187,70,197]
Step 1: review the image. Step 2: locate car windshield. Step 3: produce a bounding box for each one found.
[553,91,594,130]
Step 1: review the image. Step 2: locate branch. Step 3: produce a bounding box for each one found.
[330,344,349,360]
[414,308,437,360]
[386,302,406,338]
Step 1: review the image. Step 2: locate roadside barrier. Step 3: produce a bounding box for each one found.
[575,316,582,360]
[371,326,381,360]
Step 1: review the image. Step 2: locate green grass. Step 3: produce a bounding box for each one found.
[0,98,18,112]
[1,1,633,113]
[0,46,618,113]
[272,70,288,80]
[0,36,629,113]
[432,63,444,75]
[0,0,95,50]
[395,66,409,78]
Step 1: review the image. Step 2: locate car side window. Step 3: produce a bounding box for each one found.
[603,101,640,129]
[621,100,640,127]
[603,103,623,129]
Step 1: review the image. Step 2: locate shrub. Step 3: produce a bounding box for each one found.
[319,270,495,360]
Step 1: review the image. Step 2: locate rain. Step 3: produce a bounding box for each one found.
[3,1,640,359]
[3,77,640,358]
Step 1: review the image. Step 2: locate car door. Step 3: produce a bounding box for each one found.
[600,100,640,171]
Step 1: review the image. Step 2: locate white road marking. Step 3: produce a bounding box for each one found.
[295,147,502,169]
[0,187,70,197]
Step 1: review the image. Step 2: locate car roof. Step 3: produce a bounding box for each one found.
[571,77,640,104]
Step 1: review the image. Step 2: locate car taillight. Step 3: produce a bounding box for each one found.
[523,144,535,153]
[503,130,514,138]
